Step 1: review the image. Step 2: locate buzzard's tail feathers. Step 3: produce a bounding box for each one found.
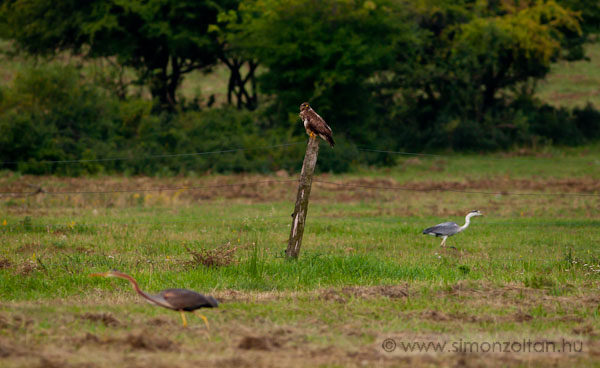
[325,135,335,148]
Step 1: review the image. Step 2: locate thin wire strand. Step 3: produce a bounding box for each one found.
[311,215,599,227]
[0,213,289,229]
[0,179,299,195]
[358,148,600,164]
[2,141,598,166]
[0,142,305,165]
[2,177,598,197]
[2,215,596,230]
[313,180,600,197]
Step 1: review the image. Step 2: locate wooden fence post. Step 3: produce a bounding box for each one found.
[286,137,320,259]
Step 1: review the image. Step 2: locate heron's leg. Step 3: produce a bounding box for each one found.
[440,236,447,247]
[180,310,188,327]
[193,311,210,331]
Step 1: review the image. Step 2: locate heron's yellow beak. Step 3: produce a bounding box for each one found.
[89,272,109,277]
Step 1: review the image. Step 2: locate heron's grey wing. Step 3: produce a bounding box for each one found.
[159,289,218,311]
[422,222,460,236]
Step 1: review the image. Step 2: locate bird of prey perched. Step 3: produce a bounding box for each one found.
[422,210,483,247]
[299,102,335,147]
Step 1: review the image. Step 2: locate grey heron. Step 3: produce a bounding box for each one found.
[422,210,483,247]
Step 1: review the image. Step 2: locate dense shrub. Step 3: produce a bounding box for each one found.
[573,103,600,140]
[0,65,121,175]
[1,64,599,175]
[0,65,368,175]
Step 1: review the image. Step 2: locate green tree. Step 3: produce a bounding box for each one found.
[234,0,412,144]
[387,0,583,149]
[0,0,232,110]
[558,0,600,34]
[210,8,260,110]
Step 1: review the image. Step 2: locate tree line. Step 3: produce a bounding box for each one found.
[1,0,600,175]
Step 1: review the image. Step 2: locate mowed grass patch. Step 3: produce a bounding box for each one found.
[1,282,598,367]
[1,201,599,299]
[537,42,600,109]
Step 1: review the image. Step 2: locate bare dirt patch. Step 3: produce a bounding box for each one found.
[420,310,451,322]
[512,311,534,323]
[572,324,596,336]
[0,175,299,204]
[238,335,282,351]
[80,312,120,327]
[147,317,171,326]
[215,357,254,368]
[125,333,176,351]
[3,174,597,210]
[320,285,409,303]
[320,289,348,303]
[343,285,409,299]
[0,337,25,358]
[414,309,535,324]
[34,357,68,368]
[0,314,34,330]
[340,177,600,194]
[74,332,177,352]
[441,280,529,299]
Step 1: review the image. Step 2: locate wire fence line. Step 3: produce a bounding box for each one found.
[1,139,598,166]
[2,214,596,231]
[0,142,305,165]
[357,148,600,164]
[1,140,598,197]
[0,212,290,230]
[312,180,600,198]
[1,177,599,197]
[0,179,300,196]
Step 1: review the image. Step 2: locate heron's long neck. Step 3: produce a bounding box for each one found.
[115,274,155,304]
[458,214,474,232]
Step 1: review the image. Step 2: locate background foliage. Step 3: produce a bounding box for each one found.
[0,0,599,174]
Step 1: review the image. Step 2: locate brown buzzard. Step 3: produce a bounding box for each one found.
[300,102,335,147]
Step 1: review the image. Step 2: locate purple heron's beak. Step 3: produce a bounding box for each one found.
[89,272,109,277]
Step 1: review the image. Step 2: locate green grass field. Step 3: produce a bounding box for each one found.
[537,42,600,109]
[1,147,600,367]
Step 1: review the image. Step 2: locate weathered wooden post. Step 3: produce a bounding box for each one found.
[286,137,320,259]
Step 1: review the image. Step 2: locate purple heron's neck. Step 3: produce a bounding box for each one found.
[111,272,157,305]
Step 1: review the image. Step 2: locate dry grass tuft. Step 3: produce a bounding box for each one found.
[185,242,243,268]
[16,261,39,275]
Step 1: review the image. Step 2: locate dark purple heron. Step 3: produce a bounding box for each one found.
[90,271,218,329]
